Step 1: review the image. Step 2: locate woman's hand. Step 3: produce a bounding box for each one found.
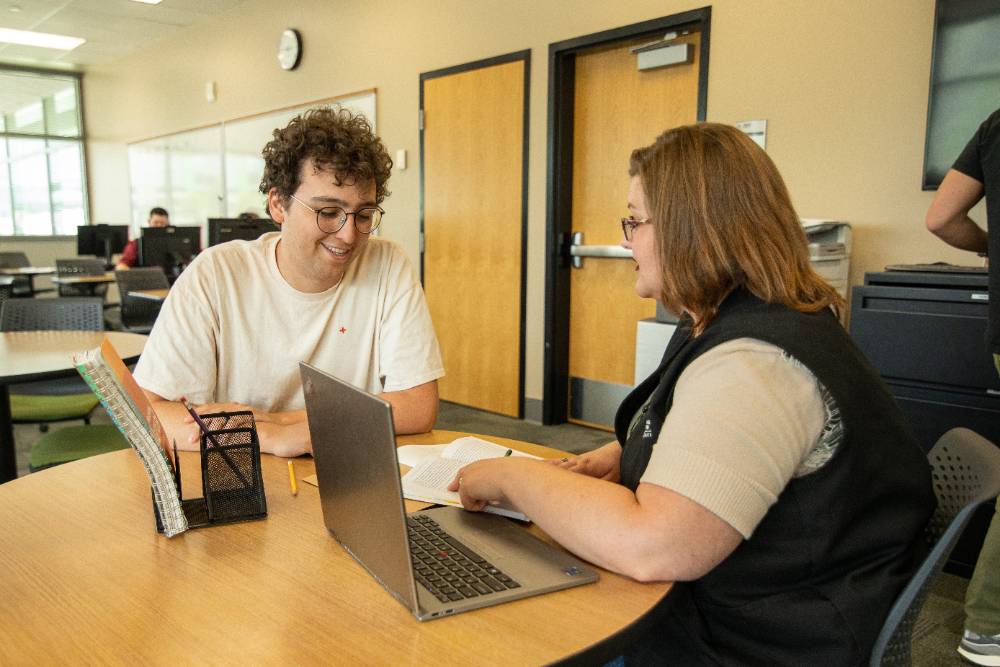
[446,458,516,512]
[547,440,622,482]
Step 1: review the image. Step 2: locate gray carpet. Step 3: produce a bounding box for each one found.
[10,401,970,664]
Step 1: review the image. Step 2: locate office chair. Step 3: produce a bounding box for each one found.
[0,297,129,471]
[869,428,1000,666]
[1,297,103,433]
[113,267,169,334]
[0,251,51,297]
[55,258,109,298]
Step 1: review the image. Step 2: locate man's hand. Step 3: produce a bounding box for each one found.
[144,390,312,456]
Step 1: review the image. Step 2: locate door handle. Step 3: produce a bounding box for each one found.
[569,231,632,268]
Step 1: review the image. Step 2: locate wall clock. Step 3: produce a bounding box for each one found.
[278,28,302,71]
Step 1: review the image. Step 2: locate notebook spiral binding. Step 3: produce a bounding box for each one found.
[74,349,188,537]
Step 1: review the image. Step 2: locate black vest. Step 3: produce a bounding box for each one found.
[615,290,935,666]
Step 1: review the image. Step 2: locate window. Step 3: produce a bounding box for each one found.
[0,68,88,235]
[127,91,376,228]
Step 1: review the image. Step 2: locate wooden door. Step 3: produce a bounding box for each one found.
[568,33,701,429]
[422,57,526,417]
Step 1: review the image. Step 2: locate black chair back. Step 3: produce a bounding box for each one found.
[56,258,108,298]
[0,297,105,332]
[0,251,34,297]
[0,252,30,269]
[869,428,1000,665]
[115,268,169,334]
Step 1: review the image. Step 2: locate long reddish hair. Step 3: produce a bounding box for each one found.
[629,123,843,334]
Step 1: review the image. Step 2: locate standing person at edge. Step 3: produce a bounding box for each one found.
[134,107,444,456]
[116,206,169,270]
[926,106,1000,666]
[449,123,935,665]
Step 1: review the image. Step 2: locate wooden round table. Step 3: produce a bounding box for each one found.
[0,330,147,482]
[0,430,670,664]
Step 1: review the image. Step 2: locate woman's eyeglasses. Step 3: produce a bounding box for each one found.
[620,217,651,241]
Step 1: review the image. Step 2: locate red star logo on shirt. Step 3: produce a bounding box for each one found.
[339,327,347,334]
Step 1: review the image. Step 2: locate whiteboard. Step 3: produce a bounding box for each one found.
[127,91,376,231]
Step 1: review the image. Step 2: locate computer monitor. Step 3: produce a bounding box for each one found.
[139,225,202,280]
[77,224,129,267]
[208,218,279,247]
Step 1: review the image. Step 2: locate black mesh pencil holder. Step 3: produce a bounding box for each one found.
[198,411,268,523]
[155,409,267,533]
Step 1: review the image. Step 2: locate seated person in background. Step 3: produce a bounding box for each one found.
[449,123,935,665]
[116,207,169,270]
[135,107,444,457]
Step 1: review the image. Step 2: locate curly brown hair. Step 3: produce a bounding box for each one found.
[259,106,392,206]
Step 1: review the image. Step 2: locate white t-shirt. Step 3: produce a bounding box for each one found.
[640,338,836,539]
[134,233,444,412]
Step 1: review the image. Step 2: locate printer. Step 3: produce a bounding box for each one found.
[802,219,852,299]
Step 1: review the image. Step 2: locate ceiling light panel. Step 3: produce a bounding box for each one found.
[0,27,85,51]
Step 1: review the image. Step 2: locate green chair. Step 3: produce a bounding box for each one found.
[28,425,129,472]
[0,298,110,469]
[1,298,103,432]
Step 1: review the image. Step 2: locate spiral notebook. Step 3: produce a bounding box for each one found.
[74,338,188,537]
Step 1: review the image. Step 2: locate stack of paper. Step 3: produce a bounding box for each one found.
[74,339,188,537]
[398,436,540,521]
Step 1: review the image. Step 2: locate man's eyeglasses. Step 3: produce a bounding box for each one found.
[289,193,384,235]
[620,217,651,241]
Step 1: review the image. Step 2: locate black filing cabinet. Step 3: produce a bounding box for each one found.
[851,270,998,577]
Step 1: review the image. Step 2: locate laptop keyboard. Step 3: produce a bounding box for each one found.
[407,514,521,603]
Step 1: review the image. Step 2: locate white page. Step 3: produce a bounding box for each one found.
[396,443,447,468]
[401,459,530,522]
[442,436,540,463]
[407,458,464,490]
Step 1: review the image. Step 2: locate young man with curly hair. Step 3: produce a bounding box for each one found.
[135,108,443,457]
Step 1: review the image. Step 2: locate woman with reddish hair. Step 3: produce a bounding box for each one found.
[450,123,934,665]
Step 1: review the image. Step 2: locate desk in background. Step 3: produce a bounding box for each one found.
[0,266,55,296]
[0,431,668,664]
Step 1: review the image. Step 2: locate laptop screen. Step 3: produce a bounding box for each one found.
[300,362,418,610]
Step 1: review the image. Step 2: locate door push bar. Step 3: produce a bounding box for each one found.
[569,231,632,268]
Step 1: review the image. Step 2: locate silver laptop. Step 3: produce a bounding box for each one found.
[300,362,598,621]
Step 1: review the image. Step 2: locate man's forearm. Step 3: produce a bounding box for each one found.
[143,390,311,456]
[383,380,439,434]
[929,215,988,253]
[926,168,987,253]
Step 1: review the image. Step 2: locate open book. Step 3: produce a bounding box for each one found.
[74,339,188,537]
[398,436,541,521]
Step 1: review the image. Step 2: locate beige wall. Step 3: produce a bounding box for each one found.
[79,0,982,404]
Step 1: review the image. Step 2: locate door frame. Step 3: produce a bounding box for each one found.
[542,9,711,425]
[419,49,531,417]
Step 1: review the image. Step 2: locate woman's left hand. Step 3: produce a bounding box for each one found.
[446,459,513,512]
